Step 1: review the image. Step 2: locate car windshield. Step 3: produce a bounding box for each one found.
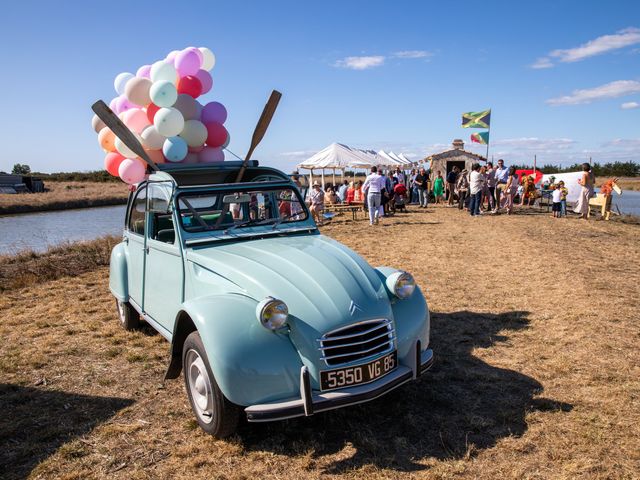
[177,186,308,232]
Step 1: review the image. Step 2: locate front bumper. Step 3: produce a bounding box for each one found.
[245,346,433,422]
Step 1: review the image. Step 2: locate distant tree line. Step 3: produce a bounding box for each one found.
[32,170,121,183]
[511,161,639,177]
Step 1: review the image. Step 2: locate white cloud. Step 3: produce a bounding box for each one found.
[393,50,432,59]
[621,101,640,109]
[546,80,640,106]
[530,27,640,68]
[334,56,385,70]
[530,57,553,69]
[550,27,640,63]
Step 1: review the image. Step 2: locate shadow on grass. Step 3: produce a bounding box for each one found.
[0,384,133,480]
[236,310,572,473]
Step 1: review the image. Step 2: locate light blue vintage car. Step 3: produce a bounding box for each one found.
[110,161,433,437]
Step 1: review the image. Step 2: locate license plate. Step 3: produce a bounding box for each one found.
[320,351,397,391]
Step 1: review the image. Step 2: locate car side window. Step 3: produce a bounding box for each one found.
[148,184,175,244]
[128,187,147,236]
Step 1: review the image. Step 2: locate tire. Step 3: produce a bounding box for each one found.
[182,331,240,438]
[115,298,140,331]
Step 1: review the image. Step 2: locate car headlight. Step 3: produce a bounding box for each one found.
[256,297,289,330]
[386,271,416,299]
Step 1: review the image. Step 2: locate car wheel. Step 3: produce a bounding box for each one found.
[183,331,240,438]
[115,298,140,331]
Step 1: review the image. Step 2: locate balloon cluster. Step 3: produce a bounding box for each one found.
[91,46,229,184]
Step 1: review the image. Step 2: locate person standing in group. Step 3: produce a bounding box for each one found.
[551,184,563,218]
[501,166,520,214]
[409,169,419,204]
[433,171,445,204]
[557,180,568,217]
[446,167,459,206]
[468,163,484,216]
[415,168,429,208]
[381,171,394,217]
[362,166,386,225]
[307,181,325,225]
[574,163,595,219]
[394,167,405,185]
[493,159,509,213]
[484,162,496,211]
[456,168,469,210]
[338,180,349,203]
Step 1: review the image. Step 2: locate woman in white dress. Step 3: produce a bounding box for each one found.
[573,163,595,219]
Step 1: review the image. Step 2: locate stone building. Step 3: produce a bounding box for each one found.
[425,139,486,180]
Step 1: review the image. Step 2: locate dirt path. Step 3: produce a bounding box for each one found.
[1,206,638,479]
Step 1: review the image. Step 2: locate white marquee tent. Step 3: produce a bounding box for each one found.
[296,143,417,187]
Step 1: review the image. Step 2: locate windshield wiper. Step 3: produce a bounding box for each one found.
[224,218,257,233]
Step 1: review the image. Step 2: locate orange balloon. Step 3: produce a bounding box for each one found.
[98,127,116,152]
[144,148,166,164]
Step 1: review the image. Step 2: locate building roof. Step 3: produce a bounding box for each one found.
[427,148,487,162]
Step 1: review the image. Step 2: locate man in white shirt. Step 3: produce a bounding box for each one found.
[468,163,485,216]
[493,159,509,213]
[362,166,385,225]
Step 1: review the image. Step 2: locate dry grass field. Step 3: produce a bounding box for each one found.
[0,182,128,215]
[1,206,639,479]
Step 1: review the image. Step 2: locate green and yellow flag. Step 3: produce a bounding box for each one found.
[462,109,491,128]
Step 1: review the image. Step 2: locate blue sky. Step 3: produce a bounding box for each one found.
[0,0,639,174]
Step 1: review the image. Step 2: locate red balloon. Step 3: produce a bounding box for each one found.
[104,152,126,176]
[205,122,227,147]
[177,75,202,98]
[146,103,160,123]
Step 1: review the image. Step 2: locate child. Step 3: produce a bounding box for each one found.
[558,181,568,217]
[551,184,562,218]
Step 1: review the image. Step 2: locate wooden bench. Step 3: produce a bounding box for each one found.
[324,204,362,220]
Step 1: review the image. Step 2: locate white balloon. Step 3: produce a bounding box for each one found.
[179,120,208,147]
[150,61,177,84]
[140,125,165,150]
[198,47,216,71]
[91,114,106,133]
[114,72,134,95]
[149,80,178,108]
[154,107,184,137]
[115,133,142,158]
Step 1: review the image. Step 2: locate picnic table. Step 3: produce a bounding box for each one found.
[324,203,364,220]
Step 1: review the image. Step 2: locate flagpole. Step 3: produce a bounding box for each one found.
[485,109,491,161]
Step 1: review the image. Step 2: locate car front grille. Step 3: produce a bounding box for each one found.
[318,319,395,366]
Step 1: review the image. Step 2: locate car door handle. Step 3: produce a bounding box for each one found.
[144,246,149,254]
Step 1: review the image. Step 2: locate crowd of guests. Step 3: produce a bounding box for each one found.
[301,160,595,225]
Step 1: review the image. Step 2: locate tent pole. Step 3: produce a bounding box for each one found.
[332,168,336,186]
[310,169,313,189]
[321,170,325,190]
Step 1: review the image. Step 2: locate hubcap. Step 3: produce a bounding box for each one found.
[185,349,214,424]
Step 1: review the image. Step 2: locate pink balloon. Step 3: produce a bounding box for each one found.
[137,64,152,78]
[175,49,201,76]
[118,158,146,184]
[195,70,213,94]
[122,108,150,134]
[188,144,205,153]
[183,152,199,164]
[186,46,204,63]
[198,146,225,163]
[201,102,227,124]
[115,95,135,114]
[109,97,119,113]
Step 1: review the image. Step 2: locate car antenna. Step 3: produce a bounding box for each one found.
[234,90,282,183]
[91,100,159,172]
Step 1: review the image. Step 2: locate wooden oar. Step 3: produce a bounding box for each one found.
[91,100,159,172]
[234,90,282,183]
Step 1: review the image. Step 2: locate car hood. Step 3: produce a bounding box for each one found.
[186,234,392,339]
